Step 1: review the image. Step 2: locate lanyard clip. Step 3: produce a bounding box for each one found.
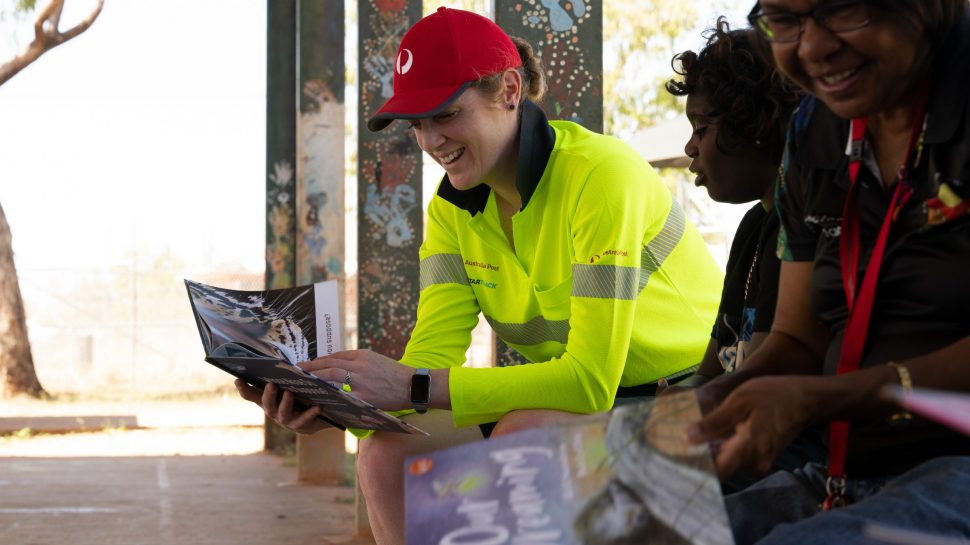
[821,476,851,511]
[848,139,864,163]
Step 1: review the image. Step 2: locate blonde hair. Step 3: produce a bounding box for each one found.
[470,36,547,104]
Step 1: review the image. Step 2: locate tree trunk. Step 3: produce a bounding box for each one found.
[0,202,46,398]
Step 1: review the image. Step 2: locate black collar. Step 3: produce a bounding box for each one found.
[436,100,556,216]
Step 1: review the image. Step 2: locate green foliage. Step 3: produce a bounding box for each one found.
[13,427,32,438]
[604,0,742,138]
[0,0,33,21]
[603,0,698,137]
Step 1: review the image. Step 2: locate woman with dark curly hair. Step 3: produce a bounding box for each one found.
[664,20,802,387]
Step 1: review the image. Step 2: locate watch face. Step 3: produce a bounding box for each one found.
[410,373,431,404]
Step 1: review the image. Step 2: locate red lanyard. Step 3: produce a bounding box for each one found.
[823,81,930,510]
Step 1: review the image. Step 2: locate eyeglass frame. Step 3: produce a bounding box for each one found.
[747,0,872,44]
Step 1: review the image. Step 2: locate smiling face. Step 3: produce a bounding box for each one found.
[762,0,930,119]
[684,93,777,205]
[408,74,521,192]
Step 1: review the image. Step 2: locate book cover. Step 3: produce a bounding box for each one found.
[883,386,970,437]
[405,392,734,545]
[185,279,426,435]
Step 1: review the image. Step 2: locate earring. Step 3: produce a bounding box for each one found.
[508,103,516,111]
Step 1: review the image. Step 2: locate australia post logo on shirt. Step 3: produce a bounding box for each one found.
[464,259,499,272]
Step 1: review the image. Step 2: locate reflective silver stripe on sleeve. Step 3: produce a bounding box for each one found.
[639,201,686,292]
[419,254,469,290]
[571,264,639,300]
[571,201,687,299]
[484,314,570,346]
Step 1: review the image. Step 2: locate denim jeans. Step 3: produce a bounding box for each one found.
[725,456,970,545]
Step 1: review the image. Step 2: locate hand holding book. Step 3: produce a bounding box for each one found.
[185,279,427,435]
[297,349,426,412]
[235,380,333,435]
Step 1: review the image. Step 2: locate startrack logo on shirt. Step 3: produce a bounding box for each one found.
[469,278,497,289]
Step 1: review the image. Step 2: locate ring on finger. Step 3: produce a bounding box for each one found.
[343,370,353,386]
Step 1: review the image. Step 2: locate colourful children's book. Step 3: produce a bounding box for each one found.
[405,392,734,545]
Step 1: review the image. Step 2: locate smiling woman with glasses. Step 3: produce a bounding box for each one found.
[688,0,970,543]
[748,0,870,43]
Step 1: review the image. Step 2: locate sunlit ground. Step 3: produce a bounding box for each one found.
[0,390,359,458]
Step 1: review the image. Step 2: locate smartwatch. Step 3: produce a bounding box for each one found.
[409,368,431,414]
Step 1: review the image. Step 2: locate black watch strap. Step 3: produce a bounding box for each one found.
[409,368,431,414]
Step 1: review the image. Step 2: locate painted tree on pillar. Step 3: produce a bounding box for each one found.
[357,0,423,359]
[493,0,602,365]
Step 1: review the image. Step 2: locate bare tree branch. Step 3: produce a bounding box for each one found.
[48,0,64,31]
[0,0,104,86]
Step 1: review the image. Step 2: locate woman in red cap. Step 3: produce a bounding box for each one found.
[237,8,723,543]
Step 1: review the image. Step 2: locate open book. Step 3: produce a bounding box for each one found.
[405,392,734,545]
[185,279,425,435]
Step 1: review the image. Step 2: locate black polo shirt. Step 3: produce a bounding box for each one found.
[775,14,970,478]
[713,203,780,372]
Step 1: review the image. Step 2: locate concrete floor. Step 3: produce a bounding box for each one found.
[0,453,373,545]
[0,396,377,545]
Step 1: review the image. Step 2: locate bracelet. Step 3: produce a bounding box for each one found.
[886,361,913,422]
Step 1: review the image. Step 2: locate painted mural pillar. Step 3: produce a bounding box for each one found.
[294,0,348,486]
[357,0,423,360]
[296,0,345,286]
[355,5,423,532]
[265,0,298,452]
[494,0,603,365]
[496,0,603,131]
[265,0,347,475]
[266,0,298,293]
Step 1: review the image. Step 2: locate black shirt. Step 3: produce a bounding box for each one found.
[713,203,780,372]
[776,14,970,478]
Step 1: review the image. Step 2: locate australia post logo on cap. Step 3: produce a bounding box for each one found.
[396,48,414,75]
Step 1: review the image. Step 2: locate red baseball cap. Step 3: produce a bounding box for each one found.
[366,7,522,132]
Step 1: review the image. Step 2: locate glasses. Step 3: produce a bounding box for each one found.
[748,1,871,43]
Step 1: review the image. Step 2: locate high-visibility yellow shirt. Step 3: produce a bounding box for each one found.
[398,102,723,428]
